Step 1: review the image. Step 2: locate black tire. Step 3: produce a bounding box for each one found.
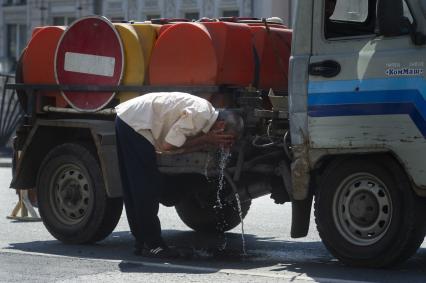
[174,175,251,233]
[37,143,123,244]
[315,157,426,268]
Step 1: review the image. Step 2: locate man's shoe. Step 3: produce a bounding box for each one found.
[142,245,180,259]
[133,241,144,256]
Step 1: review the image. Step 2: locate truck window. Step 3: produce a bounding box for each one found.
[330,0,369,22]
[325,0,376,39]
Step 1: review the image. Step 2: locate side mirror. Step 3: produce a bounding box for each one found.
[377,0,404,36]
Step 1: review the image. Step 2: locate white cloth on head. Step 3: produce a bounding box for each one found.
[115,92,218,150]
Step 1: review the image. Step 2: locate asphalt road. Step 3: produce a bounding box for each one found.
[0,158,425,282]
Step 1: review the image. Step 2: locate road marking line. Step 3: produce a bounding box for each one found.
[0,248,374,283]
[64,52,115,77]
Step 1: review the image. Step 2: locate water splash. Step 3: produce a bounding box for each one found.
[216,147,231,210]
[214,147,231,251]
[215,147,247,256]
[203,151,212,181]
[234,192,247,256]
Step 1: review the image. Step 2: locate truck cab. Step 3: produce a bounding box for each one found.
[290,0,426,267]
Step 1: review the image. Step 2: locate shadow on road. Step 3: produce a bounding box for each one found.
[6,229,426,282]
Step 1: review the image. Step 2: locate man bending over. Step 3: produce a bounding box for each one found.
[115,92,236,259]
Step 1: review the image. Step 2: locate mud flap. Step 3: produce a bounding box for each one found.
[291,195,313,238]
[279,155,313,238]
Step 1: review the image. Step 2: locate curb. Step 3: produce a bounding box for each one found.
[0,156,12,168]
[0,147,12,158]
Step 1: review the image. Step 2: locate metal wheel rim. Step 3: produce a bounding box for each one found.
[332,172,393,246]
[49,163,94,225]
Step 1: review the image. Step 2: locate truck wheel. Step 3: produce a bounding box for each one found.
[174,175,251,233]
[315,158,426,268]
[37,143,123,244]
[176,195,251,233]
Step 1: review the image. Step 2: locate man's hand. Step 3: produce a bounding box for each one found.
[205,129,236,148]
[159,120,236,154]
[158,131,234,154]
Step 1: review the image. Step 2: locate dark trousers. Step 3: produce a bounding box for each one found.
[115,117,163,247]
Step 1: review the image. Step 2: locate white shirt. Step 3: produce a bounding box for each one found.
[115,92,219,150]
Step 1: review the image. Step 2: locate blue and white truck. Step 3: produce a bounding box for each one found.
[289,0,426,267]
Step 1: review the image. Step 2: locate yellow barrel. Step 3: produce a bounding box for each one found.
[131,23,160,84]
[114,23,145,102]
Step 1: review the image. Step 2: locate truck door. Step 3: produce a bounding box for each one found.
[308,0,426,189]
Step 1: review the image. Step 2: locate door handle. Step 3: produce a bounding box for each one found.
[309,60,341,78]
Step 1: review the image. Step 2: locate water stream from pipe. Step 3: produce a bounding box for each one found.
[233,190,247,255]
[215,147,247,255]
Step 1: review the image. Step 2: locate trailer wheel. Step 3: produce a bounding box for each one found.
[37,143,123,244]
[174,175,251,233]
[315,158,426,268]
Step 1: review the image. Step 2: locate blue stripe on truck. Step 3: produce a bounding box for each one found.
[309,102,426,137]
[308,77,426,96]
[307,78,426,137]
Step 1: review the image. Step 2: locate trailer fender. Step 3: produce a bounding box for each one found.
[11,119,122,198]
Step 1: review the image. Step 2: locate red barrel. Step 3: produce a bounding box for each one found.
[149,23,218,85]
[22,26,67,107]
[202,22,254,87]
[149,22,255,87]
[156,24,174,36]
[250,26,292,92]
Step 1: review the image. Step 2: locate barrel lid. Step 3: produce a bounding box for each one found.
[55,16,124,112]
